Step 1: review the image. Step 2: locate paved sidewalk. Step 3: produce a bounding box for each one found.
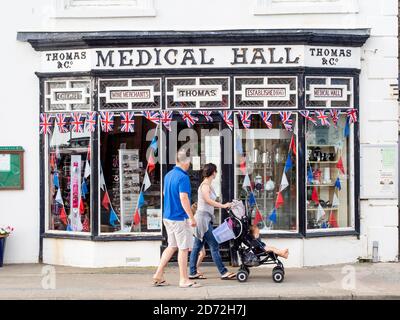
[0,262,399,299]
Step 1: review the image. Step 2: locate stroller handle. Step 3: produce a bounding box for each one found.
[226,209,243,240]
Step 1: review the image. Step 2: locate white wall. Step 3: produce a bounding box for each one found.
[0,0,397,265]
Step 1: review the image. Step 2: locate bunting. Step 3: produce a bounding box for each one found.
[219,111,234,130]
[134,208,141,226]
[199,111,213,122]
[142,111,160,125]
[100,111,115,132]
[315,110,330,126]
[179,111,198,128]
[85,111,97,133]
[329,109,340,128]
[56,113,70,133]
[239,111,252,130]
[346,109,358,124]
[260,111,273,129]
[160,111,173,132]
[268,208,277,224]
[39,113,54,135]
[299,111,317,125]
[279,111,293,131]
[120,111,135,133]
[70,113,85,133]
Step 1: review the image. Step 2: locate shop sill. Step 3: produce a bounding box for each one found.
[260,232,303,239]
[42,232,92,240]
[93,234,163,241]
[305,230,359,238]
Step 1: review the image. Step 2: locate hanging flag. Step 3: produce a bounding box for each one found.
[275,192,284,209]
[268,208,277,223]
[142,111,160,125]
[59,206,68,225]
[315,110,330,126]
[138,192,145,208]
[284,154,292,172]
[311,186,319,204]
[346,109,358,124]
[248,192,256,207]
[260,111,273,129]
[317,204,326,221]
[120,111,135,133]
[307,166,314,184]
[66,224,73,231]
[99,168,106,191]
[50,152,56,170]
[328,211,339,228]
[329,109,340,128]
[336,157,345,174]
[134,208,140,226]
[148,154,156,173]
[279,111,293,131]
[344,116,350,137]
[239,111,252,130]
[254,209,263,225]
[334,177,342,191]
[143,171,151,192]
[81,179,89,199]
[149,136,158,151]
[179,111,198,128]
[101,192,110,210]
[279,172,289,192]
[70,112,85,133]
[82,216,90,232]
[109,208,119,227]
[53,172,60,188]
[100,111,115,132]
[242,174,251,189]
[56,113,70,133]
[236,136,244,155]
[219,111,233,130]
[85,111,97,133]
[39,113,54,135]
[239,156,246,174]
[55,188,63,204]
[84,160,90,178]
[199,111,213,122]
[79,198,85,215]
[160,111,173,132]
[289,135,296,156]
[332,192,340,207]
[299,111,317,125]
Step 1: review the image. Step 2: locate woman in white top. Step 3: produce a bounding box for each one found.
[189,163,236,280]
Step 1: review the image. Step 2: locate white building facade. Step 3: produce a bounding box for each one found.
[0,0,398,268]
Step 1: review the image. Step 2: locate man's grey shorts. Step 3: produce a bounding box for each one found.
[163,219,194,250]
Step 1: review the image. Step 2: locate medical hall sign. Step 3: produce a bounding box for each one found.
[41,45,360,72]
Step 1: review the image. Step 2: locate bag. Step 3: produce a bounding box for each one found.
[212,219,235,244]
[230,200,246,219]
[243,249,260,267]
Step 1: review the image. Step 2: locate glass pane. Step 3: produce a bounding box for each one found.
[306,115,352,230]
[48,124,91,232]
[99,115,161,233]
[235,114,298,233]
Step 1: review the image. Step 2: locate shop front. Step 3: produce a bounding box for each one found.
[19,29,369,267]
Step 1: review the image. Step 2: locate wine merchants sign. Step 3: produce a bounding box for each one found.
[41,45,360,72]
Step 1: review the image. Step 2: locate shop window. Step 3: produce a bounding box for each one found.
[47,120,91,232]
[306,114,354,231]
[165,77,230,109]
[44,79,91,112]
[98,78,161,110]
[305,77,353,109]
[99,115,161,234]
[234,113,298,233]
[234,76,298,109]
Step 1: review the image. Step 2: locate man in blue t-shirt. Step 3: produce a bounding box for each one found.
[152,148,200,288]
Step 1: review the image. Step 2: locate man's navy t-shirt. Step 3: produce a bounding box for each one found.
[163,166,191,221]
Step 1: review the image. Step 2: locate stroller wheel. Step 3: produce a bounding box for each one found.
[272,268,284,283]
[237,270,249,283]
[240,266,250,275]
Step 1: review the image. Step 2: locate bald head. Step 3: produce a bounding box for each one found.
[176,148,191,171]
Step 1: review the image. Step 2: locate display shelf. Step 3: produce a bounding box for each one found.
[307,184,335,187]
[308,161,338,164]
[307,207,339,211]
[307,145,337,148]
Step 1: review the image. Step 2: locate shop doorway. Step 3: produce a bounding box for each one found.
[162,116,234,263]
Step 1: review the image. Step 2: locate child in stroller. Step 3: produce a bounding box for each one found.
[228,200,287,283]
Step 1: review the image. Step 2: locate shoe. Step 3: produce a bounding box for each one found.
[179,282,202,288]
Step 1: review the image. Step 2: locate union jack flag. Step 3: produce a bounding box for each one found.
[85,112,97,133]
[56,113,69,133]
[179,111,198,128]
[142,111,160,125]
[120,112,135,133]
[260,111,273,129]
[100,111,115,132]
[70,113,85,133]
[160,111,173,132]
[239,111,252,129]
[329,109,340,128]
[346,108,358,124]
[219,111,234,130]
[299,111,317,125]
[315,110,330,126]
[39,113,54,135]
[199,111,213,122]
[279,111,293,131]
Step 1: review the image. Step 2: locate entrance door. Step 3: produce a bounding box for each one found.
[162,115,233,262]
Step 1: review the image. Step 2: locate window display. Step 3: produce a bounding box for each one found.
[99,115,161,234]
[235,113,298,233]
[306,114,353,230]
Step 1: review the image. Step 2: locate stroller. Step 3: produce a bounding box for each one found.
[227,200,285,283]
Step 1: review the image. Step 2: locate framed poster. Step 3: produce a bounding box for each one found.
[0,147,24,190]
[360,144,398,199]
[146,208,161,230]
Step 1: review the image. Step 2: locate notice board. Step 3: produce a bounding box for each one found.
[0,146,24,190]
[360,144,397,199]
